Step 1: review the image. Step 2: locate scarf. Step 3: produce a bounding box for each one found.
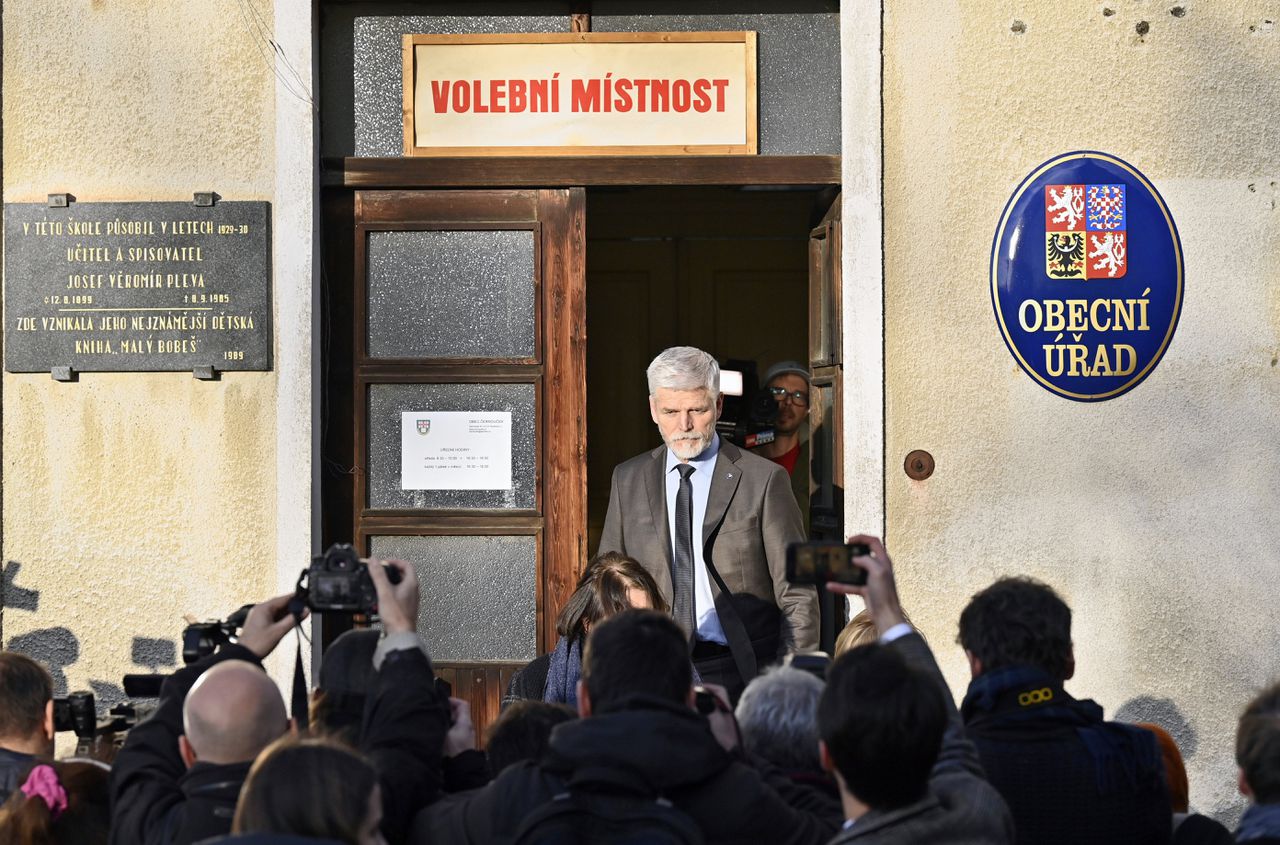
[1238,803,1280,841]
[961,664,1163,795]
[540,634,703,710]
[542,635,582,708]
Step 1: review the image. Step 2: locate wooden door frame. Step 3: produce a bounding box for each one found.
[324,155,840,189]
[322,155,839,649]
[347,188,585,653]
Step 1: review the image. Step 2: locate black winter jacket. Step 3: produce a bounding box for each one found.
[0,747,36,806]
[411,695,841,845]
[502,652,550,708]
[357,645,452,841]
[196,834,346,845]
[960,665,1171,845]
[109,643,265,845]
[110,640,449,845]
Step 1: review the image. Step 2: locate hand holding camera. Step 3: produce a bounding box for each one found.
[238,593,308,659]
[292,543,410,615]
[694,683,741,753]
[367,556,418,635]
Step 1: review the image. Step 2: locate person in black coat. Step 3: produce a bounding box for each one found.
[957,576,1171,845]
[109,594,300,845]
[414,609,841,845]
[110,559,449,845]
[503,551,666,709]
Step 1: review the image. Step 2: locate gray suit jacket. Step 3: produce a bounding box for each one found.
[829,634,1015,845]
[598,437,818,651]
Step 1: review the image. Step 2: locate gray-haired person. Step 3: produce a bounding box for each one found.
[736,665,828,778]
[597,346,817,703]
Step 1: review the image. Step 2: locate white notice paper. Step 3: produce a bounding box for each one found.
[400,411,513,490]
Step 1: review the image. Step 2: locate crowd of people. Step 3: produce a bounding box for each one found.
[0,536,1275,844]
[0,345,1276,843]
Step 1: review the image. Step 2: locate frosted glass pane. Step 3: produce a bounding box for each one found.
[321,7,569,158]
[368,383,536,510]
[367,230,535,359]
[370,534,537,662]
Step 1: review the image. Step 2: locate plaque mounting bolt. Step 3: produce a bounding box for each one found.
[50,366,76,382]
[193,192,220,207]
[193,365,218,381]
[47,194,73,208]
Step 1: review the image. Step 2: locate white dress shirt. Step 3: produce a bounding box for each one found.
[663,436,728,644]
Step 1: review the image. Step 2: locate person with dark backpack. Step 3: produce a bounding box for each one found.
[411,610,840,845]
[509,765,705,845]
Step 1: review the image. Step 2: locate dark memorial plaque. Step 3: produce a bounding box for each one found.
[4,201,272,373]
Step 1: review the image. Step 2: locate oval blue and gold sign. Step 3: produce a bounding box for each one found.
[991,151,1183,401]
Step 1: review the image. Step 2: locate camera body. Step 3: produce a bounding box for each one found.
[182,604,253,665]
[53,690,145,763]
[52,690,97,739]
[297,543,400,614]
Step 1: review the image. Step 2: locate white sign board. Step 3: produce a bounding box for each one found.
[400,411,513,491]
[403,32,758,156]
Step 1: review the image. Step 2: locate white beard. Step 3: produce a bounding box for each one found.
[667,432,712,461]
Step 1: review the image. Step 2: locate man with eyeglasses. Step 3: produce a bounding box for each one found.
[754,361,812,526]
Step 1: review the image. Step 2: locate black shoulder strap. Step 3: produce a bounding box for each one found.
[699,554,758,686]
[291,629,309,731]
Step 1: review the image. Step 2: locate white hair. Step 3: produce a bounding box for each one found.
[734,665,825,773]
[645,346,719,397]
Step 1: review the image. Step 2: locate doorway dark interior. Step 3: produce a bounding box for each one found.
[585,186,818,554]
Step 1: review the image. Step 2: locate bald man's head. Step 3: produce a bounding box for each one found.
[183,660,289,765]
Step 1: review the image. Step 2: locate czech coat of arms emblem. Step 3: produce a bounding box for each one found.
[1045,183,1127,280]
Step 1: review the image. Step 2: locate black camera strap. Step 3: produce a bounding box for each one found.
[291,625,309,731]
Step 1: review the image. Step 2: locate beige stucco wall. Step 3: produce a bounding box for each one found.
[2,0,280,730]
[879,0,1280,824]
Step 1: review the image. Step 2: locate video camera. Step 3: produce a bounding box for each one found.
[293,543,402,615]
[716,358,778,449]
[182,604,254,665]
[53,690,150,761]
[114,602,259,703]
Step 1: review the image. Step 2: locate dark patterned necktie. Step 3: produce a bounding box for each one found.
[672,463,696,636]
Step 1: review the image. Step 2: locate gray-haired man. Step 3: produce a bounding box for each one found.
[598,346,818,702]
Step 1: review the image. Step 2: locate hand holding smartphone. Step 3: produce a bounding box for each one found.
[785,541,872,585]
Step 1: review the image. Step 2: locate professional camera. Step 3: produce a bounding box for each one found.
[52,690,97,739]
[294,543,401,614]
[53,690,147,762]
[182,604,253,664]
[716,358,778,449]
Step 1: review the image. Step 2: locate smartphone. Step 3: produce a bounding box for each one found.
[784,651,832,681]
[785,541,872,585]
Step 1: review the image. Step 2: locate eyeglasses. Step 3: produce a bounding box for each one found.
[768,387,810,407]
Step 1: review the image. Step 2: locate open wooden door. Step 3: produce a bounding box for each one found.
[349,189,585,740]
[808,193,846,652]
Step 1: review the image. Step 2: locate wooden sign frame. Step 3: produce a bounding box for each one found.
[402,32,758,157]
